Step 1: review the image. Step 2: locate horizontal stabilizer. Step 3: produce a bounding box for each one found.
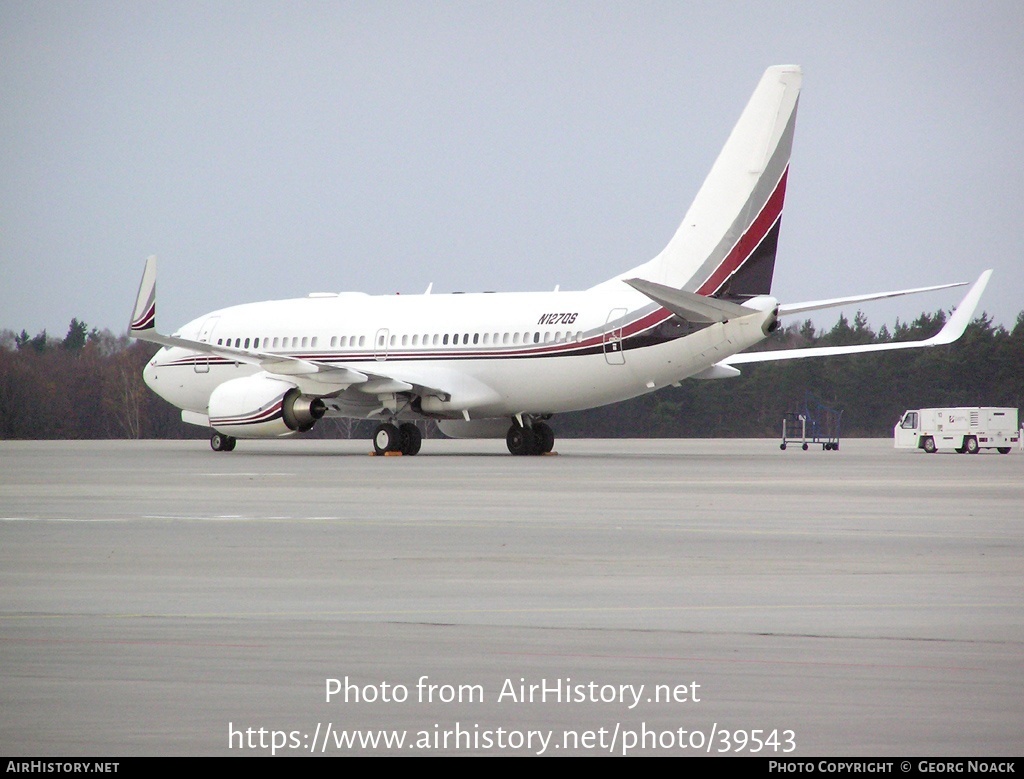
[625,278,754,323]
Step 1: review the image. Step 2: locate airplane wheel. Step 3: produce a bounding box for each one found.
[211,432,229,452]
[224,436,236,451]
[998,447,1011,454]
[923,437,936,454]
[399,423,422,456]
[506,425,535,456]
[801,443,808,451]
[965,436,979,455]
[780,443,787,450]
[534,422,555,454]
[374,423,400,455]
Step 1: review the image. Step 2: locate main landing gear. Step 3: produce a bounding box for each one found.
[506,420,555,456]
[210,432,236,452]
[372,422,423,456]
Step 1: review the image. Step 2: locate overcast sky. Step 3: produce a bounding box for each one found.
[2,1,1022,339]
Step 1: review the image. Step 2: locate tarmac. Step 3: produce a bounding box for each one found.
[1,438,1021,756]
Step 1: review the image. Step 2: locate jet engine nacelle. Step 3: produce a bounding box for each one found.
[208,374,325,438]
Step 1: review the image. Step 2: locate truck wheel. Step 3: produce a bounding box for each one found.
[997,447,1011,454]
[922,437,936,454]
[965,436,979,455]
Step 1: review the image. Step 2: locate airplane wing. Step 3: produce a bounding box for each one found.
[129,256,450,398]
[723,269,991,365]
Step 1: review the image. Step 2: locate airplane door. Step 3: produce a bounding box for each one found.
[375,328,389,361]
[194,316,220,373]
[603,308,627,365]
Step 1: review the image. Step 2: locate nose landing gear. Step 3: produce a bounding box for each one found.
[210,432,237,452]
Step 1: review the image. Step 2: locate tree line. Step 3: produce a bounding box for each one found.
[2,310,1021,440]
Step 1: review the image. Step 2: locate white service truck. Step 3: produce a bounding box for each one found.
[894,407,1019,454]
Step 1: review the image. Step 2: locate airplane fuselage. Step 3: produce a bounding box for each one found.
[144,287,776,422]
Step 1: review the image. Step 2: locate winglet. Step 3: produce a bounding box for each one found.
[922,269,992,345]
[130,256,158,336]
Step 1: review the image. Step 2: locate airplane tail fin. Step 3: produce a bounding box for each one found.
[600,65,801,299]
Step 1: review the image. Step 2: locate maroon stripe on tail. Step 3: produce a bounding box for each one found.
[696,167,788,296]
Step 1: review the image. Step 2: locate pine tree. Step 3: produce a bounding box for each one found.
[63,318,88,351]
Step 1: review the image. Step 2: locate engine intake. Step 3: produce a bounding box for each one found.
[282,388,326,432]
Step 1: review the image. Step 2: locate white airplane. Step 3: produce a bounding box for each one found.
[131,65,991,456]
